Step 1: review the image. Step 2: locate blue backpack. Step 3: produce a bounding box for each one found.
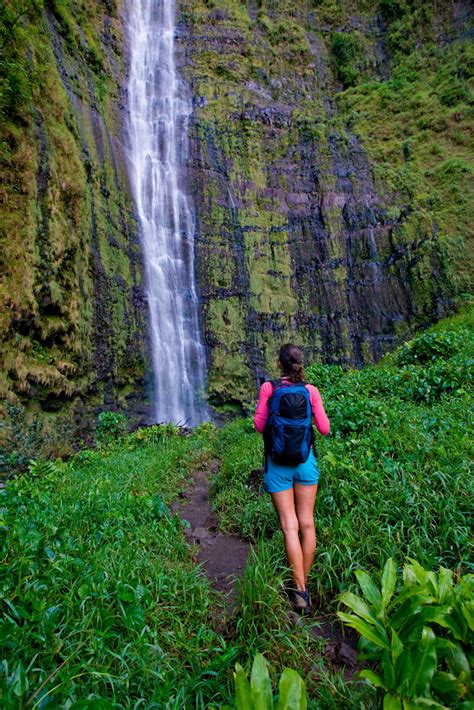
[264,379,314,467]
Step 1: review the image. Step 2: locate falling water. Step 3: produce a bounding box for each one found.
[127,0,208,425]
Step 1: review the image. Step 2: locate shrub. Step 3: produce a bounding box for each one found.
[306,363,346,391]
[395,329,468,366]
[95,411,127,443]
[439,80,468,107]
[394,358,472,404]
[329,396,388,436]
[331,31,359,87]
[27,458,63,478]
[130,422,181,447]
[338,558,473,709]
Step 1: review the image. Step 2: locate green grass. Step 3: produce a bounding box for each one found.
[1,425,369,707]
[0,430,238,708]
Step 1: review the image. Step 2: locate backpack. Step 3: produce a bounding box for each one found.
[264,379,314,467]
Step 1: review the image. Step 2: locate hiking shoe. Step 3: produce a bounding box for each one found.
[290,588,312,616]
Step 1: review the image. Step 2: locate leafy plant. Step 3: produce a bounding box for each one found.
[393,357,472,404]
[329,397,388,436]
[95,411,127,444]
[226,653,307,710]
[331,31,359,87]
[27,458,62,478]
[395,330,468,366]
[338,558,473,709]
[129,422,181,448]
[305,363,346,391]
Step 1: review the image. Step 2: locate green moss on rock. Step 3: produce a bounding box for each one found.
[0,0,148,453]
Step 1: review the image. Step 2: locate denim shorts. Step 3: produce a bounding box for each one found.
[264,449,320,493]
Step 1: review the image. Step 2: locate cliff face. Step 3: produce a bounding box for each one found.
[1,0,149,456]
[1,0,473,453]
[176,0,473,406]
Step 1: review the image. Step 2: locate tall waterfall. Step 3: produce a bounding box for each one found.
[127,0,208,425]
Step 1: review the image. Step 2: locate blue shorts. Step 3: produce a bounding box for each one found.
[264,449,320,493]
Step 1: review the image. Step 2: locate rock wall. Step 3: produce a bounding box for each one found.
[176,0,473,406]
[1,0,472,455]
[1,0,149,458]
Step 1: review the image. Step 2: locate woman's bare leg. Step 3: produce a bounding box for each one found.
[270,488,306,590]
[294,484,318,585]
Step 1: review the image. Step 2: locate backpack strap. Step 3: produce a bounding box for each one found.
[264,379,281,464]
[273,378,307,389]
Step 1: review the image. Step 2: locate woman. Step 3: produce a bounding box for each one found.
[254,344,330,615]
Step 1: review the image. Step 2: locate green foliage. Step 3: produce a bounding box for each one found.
[0,0,44,119]
[331,31,359,87]
[338,558,473,708]
[129,422,182,447]
[95,410,128,443]
[395,329,469,366]
[305,363,346,391]
[230,541,358,707]
[27,457,63,478]
[0,402,72,477]
[0,430,237,707]
[378,0,432,55]
[1,421,359,707]
[232,653,307,710]
[329,397,388,436]
[388,327,473,403]
[392,357,472,404]
[234,541,297,658]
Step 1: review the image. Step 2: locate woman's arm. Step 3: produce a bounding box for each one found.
[253,381,273,433]
[307,385,330,435]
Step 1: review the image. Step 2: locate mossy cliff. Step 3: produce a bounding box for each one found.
[1,0,473,452]
[1,0,149,458]
[176,0,473,406]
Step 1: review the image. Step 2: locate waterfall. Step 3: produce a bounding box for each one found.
[127,0,208,425]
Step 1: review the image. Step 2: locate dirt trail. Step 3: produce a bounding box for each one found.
[174,459,359,675]
[174,460,249,604]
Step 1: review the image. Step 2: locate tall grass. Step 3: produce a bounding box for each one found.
[0,431,236,707]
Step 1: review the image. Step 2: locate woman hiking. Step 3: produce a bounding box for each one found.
[254,344,330,616]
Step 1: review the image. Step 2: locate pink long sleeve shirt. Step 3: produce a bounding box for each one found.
[253,379,330,435]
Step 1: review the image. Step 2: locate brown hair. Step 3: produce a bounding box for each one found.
[278,343,305,383]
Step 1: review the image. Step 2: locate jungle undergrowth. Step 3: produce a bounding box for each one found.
[1,305,472,708]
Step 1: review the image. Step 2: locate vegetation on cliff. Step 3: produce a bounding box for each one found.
[179,0,473,404]
[1,0,473,441]
[1,0,148,455]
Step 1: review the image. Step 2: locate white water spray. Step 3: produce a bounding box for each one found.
[127,0,208,425]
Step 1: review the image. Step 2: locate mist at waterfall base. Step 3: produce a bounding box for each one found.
[127,0,208,427]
